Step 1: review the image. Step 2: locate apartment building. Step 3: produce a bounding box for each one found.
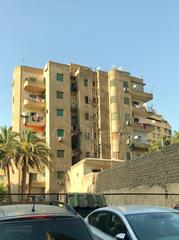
[146,113,172,144]
[12,61,169,193]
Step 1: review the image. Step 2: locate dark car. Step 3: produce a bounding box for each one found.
[0,203,95,240]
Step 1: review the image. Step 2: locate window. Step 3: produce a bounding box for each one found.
[88,211,108,233]
[93,97,96,103]
[123,81,129,88]
[57,171,64,179]
[93,81,95,86]
[56,109,64,116]
[110,79,117,87]
[106,213,127,237]
[134,117,139,123]
[29,77,37,82]
[85,96,89,104]
[56,73,63,81]
[124,97,130,105]
[84,79,88,86]
[111,112,119,120]
[57,129,64,137]
[138,136,142,142]
[85,132,90,140]
[133,101,139,107]
[31,173,37,181]
[57,150,64,158]
[110,96,117,103]
[85,112,89,120]
[86,152,90,158]
[56,91,64,99]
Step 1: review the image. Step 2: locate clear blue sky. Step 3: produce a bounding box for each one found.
[0,0,179,131]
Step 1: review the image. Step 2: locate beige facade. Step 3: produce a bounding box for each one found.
[66,158,122,193]
[146,113,172,144]
[11,61,171,193]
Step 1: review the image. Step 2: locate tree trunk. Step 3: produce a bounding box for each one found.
[21,162,27,203]
[6,166,12,203]
[27,172,33,203]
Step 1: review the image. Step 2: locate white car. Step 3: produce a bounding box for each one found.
[85,205,179,240]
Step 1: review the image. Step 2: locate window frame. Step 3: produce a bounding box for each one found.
[57,149,64,158]
[56,108,64,117]
[56,91,64,99]
[56,73,64,81]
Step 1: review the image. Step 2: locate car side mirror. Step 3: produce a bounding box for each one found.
[116,233,130,240]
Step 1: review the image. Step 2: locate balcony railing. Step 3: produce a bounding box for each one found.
[132,105,153,118]
[24,77,45,93]
[131,89,153,101]
[23,97,45,109]
[132,122,155,133]
[23,113,45,127]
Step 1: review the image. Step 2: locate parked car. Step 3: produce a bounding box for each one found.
[85,205,179,240]
[0,203,95,240]
[66,193,107,217]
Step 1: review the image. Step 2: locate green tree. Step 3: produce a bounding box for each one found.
[16,129,50,202]
[149,131,179,152]
[0,126,18,202]
[0,184,7,202]
[171,131,179,144]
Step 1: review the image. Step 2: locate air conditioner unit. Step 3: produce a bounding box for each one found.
[126,120,131,126]
[124,87,129,92]
[134,135,139,139]
[58,137,64,142]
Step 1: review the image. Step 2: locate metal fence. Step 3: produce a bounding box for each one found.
[1,192,179,208]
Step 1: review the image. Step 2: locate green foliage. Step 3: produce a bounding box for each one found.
[0,126,51,202]
[0,184,7,202]
[149,131,179,152]
[171,131,179,144]
[15,129,50,200]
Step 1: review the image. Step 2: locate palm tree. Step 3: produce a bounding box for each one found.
[16,129,50,202]
[0,126,18,202]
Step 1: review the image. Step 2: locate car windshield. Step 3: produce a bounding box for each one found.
[126,212,179,240]
[0,218,93,240]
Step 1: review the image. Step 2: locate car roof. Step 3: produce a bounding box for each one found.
[0,204,76,219]
[95,205,179,215]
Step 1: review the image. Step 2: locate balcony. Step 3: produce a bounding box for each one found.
[23,112,45,127]
[129,140,149,151]
[23,97,45,110]
[132,122,155,133]
[132,106,152,118]
[71,82,77,92]
[24,77,45,93]
[131,89,153,101]
[71,126,80,136]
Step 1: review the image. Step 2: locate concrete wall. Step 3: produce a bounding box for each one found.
[95,143,179,207]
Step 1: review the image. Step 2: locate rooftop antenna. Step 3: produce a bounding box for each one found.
[22,58,25,66]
